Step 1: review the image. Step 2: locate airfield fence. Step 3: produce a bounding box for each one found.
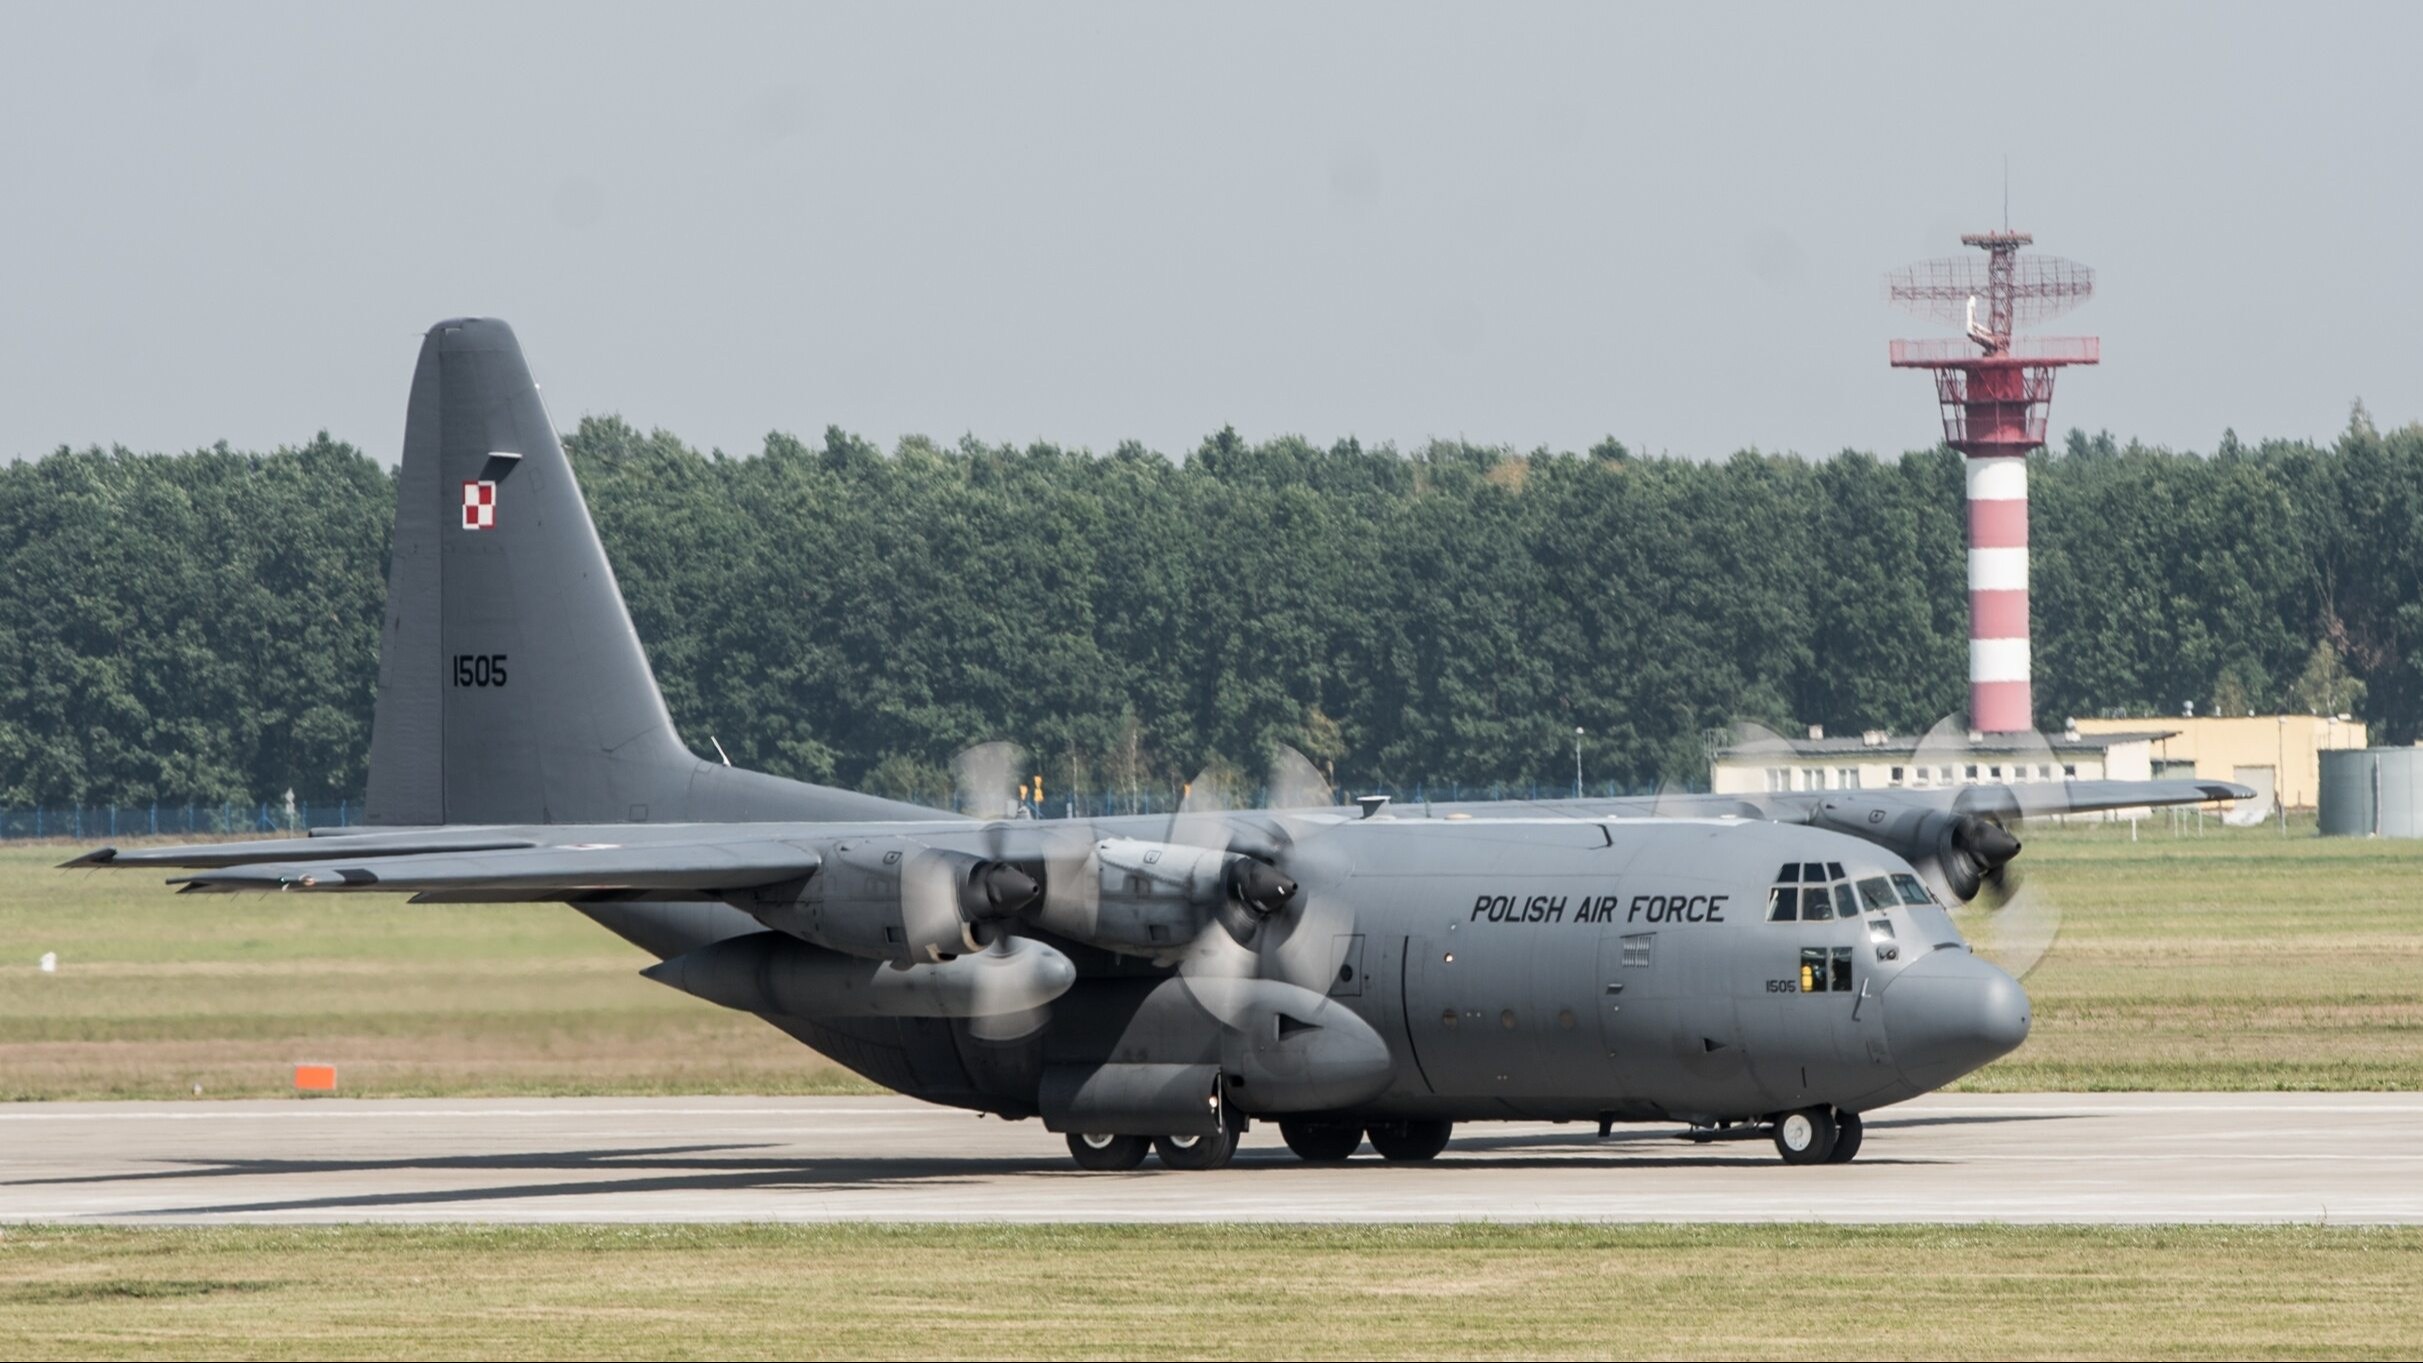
[2,781,1685,842]
[0,801,364,842]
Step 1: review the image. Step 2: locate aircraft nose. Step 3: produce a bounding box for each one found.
[1881,948,2031,1091]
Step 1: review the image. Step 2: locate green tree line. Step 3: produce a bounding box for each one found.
[1,415,2415,809]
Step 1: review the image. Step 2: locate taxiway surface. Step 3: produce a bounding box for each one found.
[3,1092,2414,1224]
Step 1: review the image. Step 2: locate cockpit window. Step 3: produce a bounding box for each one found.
[1800,862,1825,883]
[1890,873,1935,907]
[1825,862,1846,881]
[1766,885,1800,922]
[1857,876,1897,912]
[1800,885,1833,921]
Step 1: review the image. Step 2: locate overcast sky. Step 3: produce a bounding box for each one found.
[3,3,2417,465]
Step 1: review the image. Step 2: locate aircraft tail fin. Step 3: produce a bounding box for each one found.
[364,318,942,827]
[363,318,697,825]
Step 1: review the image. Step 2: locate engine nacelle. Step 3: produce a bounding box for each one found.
[1027,837,1295,959]
[1804,795,2021,902]
[747,837,1039,965]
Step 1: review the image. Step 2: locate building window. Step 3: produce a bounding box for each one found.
[2062,763,2077,779]
[1890,766,1906,786]
[1964,764,1979,781]
[1839,767,1861,790]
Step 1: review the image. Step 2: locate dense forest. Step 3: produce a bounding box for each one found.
[0,414,2413,809]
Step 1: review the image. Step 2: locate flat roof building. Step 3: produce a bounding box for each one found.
[2072,714,2365,813]
[1709,725,2174,815]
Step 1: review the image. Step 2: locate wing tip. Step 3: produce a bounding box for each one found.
[2201,782,2257,801]
[58,847,117,869]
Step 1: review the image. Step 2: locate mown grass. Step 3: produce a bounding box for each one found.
[0,817,2416,1100]
[1,1223,2417,1361]
[0,845,877,1099]
[1955,816,2423,1091]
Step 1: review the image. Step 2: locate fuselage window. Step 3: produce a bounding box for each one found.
[1799,945,1855,993]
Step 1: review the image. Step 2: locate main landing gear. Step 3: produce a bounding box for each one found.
[1066,1118,1461,1170]
[1067,1098,1247,1171]
[1063,1127,1244,1170]
[1278,1117,1455,1163]
[1771,1107,1864,1165]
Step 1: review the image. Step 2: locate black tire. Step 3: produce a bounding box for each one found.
[1825,1111,1864,1164]
[1154,1128,1240,1170]
[1280,1119,1364,1162]
[1066,1132,1150,1171]
[1366,1119,1454,1162]
[1773,1107,1838,1165]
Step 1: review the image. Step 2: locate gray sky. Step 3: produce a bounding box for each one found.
[3,2,2417,465]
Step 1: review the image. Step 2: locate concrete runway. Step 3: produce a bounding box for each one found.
[3,1092,2417,1225]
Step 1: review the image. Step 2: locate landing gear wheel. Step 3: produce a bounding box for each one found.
[1066,1132,1149,1171]
[1773,1107,1838,1165]
[1824,1111,1864,1164]
[1154,1128,1240,1170]
[1366,1119,1454,1162]
[1280,1119,1363,1162]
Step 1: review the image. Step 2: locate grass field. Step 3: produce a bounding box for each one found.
[1,1223,2417,1360]
[0,817,2416,1100]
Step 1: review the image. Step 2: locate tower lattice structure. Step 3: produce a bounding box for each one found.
[1887,230,2098,734]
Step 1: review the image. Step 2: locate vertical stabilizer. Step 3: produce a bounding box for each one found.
[366,319,698,825]
[363,318,948,829]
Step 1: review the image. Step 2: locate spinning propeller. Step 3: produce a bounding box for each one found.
[1907,716,2064,980]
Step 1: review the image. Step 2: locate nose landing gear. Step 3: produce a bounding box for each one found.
[1772,1107,1864,1164]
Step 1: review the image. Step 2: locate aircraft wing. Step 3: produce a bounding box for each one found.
[158,838,821,896]
[1412,777,2252,823]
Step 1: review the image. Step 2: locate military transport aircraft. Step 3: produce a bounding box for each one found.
[69,319,2248,1170]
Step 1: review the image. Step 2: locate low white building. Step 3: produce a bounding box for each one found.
[1709,726,2172,801]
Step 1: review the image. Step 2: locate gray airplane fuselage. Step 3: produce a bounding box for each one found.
[581,809,2028,1129]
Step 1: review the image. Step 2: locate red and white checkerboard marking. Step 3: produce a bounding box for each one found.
[461,480,497,531]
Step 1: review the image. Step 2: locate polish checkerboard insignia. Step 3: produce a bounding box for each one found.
[461,480,497,531]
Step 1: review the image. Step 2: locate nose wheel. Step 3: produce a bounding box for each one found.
[1772,1107,1863,1164]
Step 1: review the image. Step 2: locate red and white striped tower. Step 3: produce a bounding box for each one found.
[1887,231,2097,733]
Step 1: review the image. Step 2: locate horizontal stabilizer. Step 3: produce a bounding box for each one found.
[62,830,539,871]
[168,840,821,895]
